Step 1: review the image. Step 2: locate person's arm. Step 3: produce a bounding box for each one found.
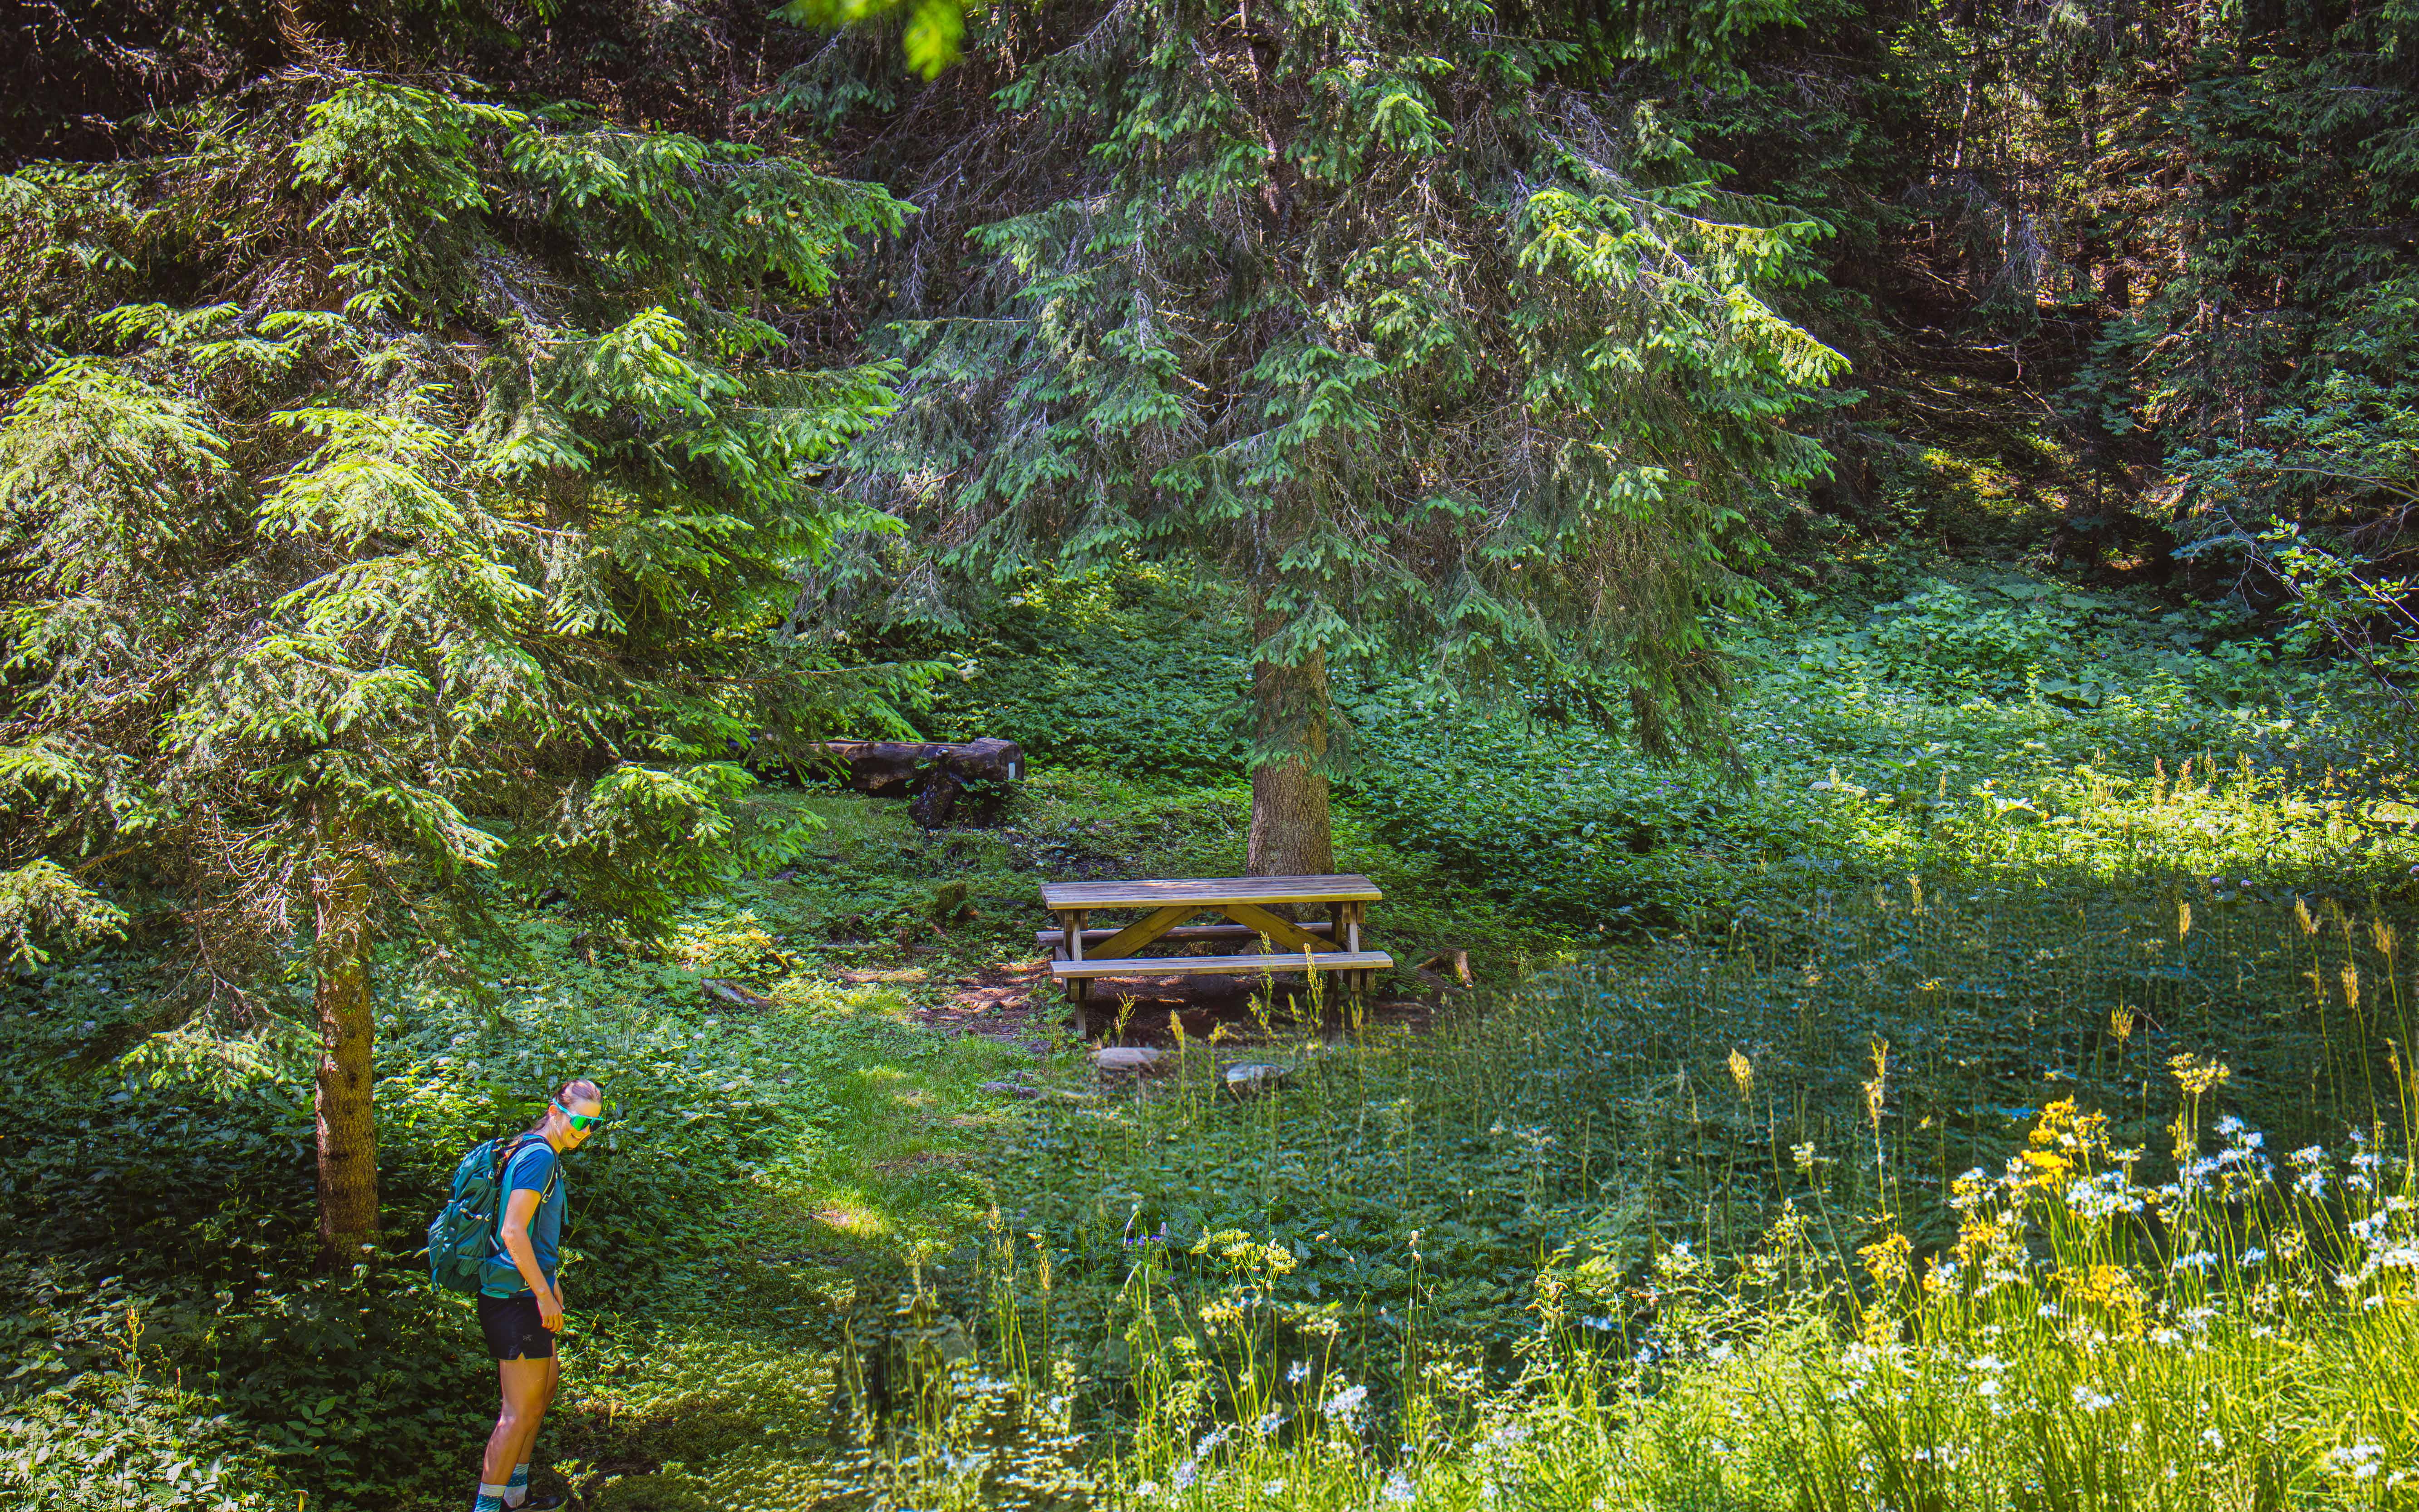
[498,1187,563,1331]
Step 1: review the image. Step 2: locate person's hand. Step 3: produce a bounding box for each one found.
[538,1287,564,1333]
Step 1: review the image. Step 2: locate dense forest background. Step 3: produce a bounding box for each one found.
[18,0,2418,654]
[9,0,2419,1508]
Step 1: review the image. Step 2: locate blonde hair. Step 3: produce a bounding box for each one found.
[523,1078,602,1135]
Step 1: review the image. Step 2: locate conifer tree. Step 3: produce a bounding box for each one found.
[787,0,1847,873]
[0,65,910,1261]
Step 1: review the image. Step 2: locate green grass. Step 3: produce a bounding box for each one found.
[8,565,2419,1510]
[834,890,2419,1512]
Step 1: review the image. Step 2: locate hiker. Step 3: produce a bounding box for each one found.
[470,1079,605,1512]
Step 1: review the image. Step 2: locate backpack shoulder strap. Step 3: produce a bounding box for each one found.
[491,1134,533,1250]
[490,1135,561,1246]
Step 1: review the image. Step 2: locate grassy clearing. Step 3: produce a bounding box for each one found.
[856,892,2419,1512]
[8,569,2419,1510]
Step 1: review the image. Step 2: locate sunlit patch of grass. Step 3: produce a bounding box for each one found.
[806,883,2419,1512]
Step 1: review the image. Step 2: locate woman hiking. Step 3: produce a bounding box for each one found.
[469,1079,605,1512]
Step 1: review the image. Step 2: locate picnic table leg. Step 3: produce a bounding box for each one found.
[1061,909,1090,1037]
[1344,901,1369,998]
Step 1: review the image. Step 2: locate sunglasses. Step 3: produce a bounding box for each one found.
[555,1100,609,1132]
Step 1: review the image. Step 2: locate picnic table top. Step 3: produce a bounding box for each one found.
[1040,873,1382,909]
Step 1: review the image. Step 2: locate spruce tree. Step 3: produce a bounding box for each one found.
[786,0,1847,873]
[0,66,910,1261]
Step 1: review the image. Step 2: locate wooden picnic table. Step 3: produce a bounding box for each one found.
[1038,873,1393,1034]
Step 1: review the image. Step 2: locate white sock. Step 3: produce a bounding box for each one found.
[474,1482,509,1512]
[505,1461,531,1507]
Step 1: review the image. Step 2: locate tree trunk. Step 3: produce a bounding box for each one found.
[1246,607,1335,877]
[310,819,379,1269]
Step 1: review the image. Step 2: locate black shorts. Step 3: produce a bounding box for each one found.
[477,1292,557,1361]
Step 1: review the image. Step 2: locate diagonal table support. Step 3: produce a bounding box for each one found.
[1216,901,1330,953]
[1085,905,1199,961]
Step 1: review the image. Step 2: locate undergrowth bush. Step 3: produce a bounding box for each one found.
[901,563,2419,929]
[0,902,1005,1509]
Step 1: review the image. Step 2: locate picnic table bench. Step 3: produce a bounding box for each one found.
[1039,874,1392,1034]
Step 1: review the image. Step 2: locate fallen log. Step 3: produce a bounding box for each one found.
[702,978,779,1011]
[781,737,1025,827]
[1415,949,1473,987]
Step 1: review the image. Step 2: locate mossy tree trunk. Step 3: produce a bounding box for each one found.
[1246,604,1335,878]
[310,815,379,1269]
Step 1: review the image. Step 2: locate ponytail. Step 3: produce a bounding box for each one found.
[521,1077,602,1137]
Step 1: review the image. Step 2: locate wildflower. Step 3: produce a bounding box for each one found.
[2289,1144,2327,1167]
[1324,1385,1369,1420]
[1264,1481,1287,1496]
[2152,1328,2182,1345]
[2072,1385,2118,1411]
[2216,1114,2244,1136]
[1197,1427,1232,1456]
[1580,1315,1615,1331]
[1256,1410,1287,1435]
[1288,1360,1310,1384]
[2065,1172,2145,1217]
[2202,1429,2224,1450]
[2171,1251,2217,1272]
[2240,1248,2266,1267]
[1135,1483,1160,1501]
[1173,1461,1199,1492]
[1381,1470,1416,1504]
[1976,1379,2001,1398]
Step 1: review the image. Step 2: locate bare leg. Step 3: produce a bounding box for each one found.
[483,1356,554,1484]
[519,1355,560,1469]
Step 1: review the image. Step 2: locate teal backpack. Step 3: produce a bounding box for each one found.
[427,1134,555,1295]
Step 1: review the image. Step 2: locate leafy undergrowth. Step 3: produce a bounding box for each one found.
[10,564,2419,1509]
[0,897,1035,1509]
[918,563,2419,931]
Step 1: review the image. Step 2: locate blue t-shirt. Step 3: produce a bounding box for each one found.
[480,1138,565,1299]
